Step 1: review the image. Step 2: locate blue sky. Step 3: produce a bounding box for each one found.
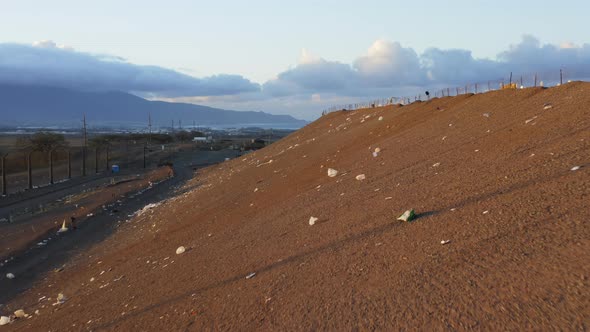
[1,0,589,119]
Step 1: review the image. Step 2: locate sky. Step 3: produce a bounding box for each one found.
[1,0,589,120]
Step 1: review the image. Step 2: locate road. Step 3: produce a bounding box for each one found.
[0,148,240,304]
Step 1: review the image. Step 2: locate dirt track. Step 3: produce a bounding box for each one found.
[1,83,589,330]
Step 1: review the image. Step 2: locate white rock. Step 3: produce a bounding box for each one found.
[374,147,381,153]
[355,174,366,181]
[309,217,318,226]
[432,162,441,167]
[57,293,67,303]
[253,187,259,192]
[441,240,451,245]
[0,316,11,326]
[372,152,378,158]
[378,116,384,121]
[327,168,338,177]
[14,310,25,318]
[6,273,15,279]
[176,246,186,255]
[571,166,581,171]
[482,210,489,215]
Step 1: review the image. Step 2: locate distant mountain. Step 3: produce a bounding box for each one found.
[0,84,307,129]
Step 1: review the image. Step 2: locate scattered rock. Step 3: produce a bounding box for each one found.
[6,273,15,279]
[385,197,393,200]
[355,174,366,181]
[482,113,490,118]
[176,246,186,255]
[441,240,451,245]
[327,168,338,177]
[14,310,26,318]
[483,210,489,215]
[246,272,256,279]
[571,166,581,171]
[397,209,416,222]
[309,217,318,226]
[378,116,384,121]
[0,316,11,326]
[55,293,67,304]
[253,187,259,192]
[543,103,553,110]
[432,162,441,167]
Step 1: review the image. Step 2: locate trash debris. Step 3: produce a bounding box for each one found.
[441,240,451,245]
[355,174,366,181]
[0,316,11,326]
[482,113,490,118]
[176,246,186,255]
[483,210,489,215]
[543,103,553,110]
[253,187,259,192]
[571,166,581,171]
[246,272,256,279]
[57,220,69,234]
[54,293,67,305]
[432,162,441,167]
[14,310,26,318]
[385,197,393,200]
[397,209,416,222]
[309,216,318,226]
[134,203,161,217]
[327,168,338,177]
[6,273,15,279]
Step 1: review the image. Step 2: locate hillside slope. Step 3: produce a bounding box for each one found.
[4,82,590,330]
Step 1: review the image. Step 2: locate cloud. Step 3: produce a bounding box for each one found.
[1,36,589,121]
[0,41,260,97]
[261,35,590,100]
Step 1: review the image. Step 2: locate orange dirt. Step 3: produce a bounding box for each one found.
[3,83,589,330]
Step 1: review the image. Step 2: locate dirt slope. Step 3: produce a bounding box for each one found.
[3,83,589,331]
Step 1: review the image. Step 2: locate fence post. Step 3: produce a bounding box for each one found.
[95,148,98,174]
[67,150,72,179]
[82,147,86,176]
[49,150,54,185]
[475,83,478,93]
[509,72,513,85]
[1,154,6,196]
[27,152,32,190]
[106,145,110,171]
[560,69,563,85]
[456,87,459,96]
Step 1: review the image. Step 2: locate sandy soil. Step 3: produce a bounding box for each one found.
[1,83,589,331]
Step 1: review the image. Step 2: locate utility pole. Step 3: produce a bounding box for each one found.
[560,69,563,85]
[148,113,152,145]
[82,114,87,176]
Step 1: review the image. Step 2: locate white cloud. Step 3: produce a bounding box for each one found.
[0,41,260,97]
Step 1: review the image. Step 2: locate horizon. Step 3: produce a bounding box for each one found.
[1,1,589,120]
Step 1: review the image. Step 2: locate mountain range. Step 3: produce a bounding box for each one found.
[0,84,307,129]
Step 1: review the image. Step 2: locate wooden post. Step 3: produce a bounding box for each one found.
[509,72,513,85]
[82,147,86,176]
[67,150,71,179]
[447,88,450,97]
[49,150,54,185]
[1,154,6,196]
[27,152,32,190]
[560,69,563,85]
[105,145,110,171]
